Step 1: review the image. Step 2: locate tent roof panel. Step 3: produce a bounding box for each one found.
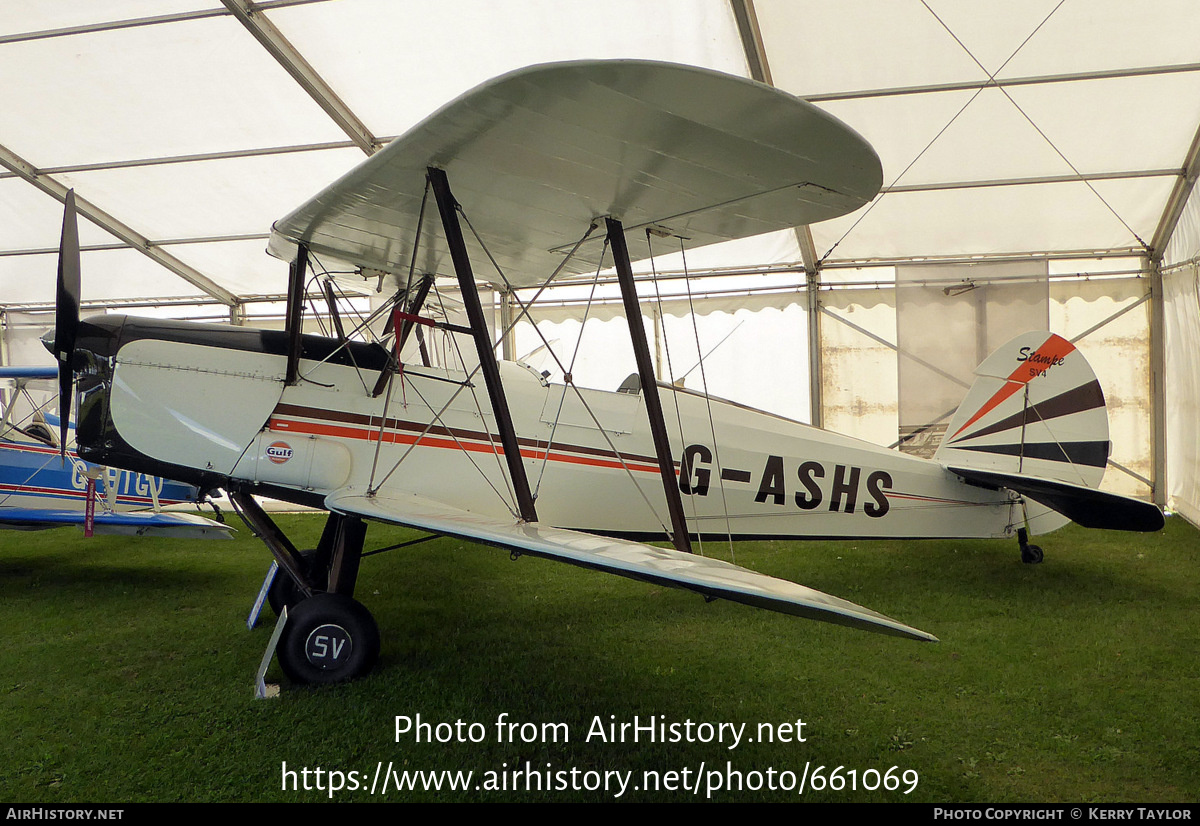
[1003,72,1200,172]
[0,248,209,306]
[55,147,364,241]
[165,238,291,297]
[810,176,1175,262]
[821,74,1200,188]
[0,15,344,168]
[0,179,124,250]
[0,1,216,37]
[996,0,1200,78]
[753,0,988,95]
[267,0,749,138]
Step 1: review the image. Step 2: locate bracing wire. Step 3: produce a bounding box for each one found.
[427,276,519,509]
[645,230,707,556]
[1018,383,1093,488]
[534,249,606,498]
[371,202,678,537]
[678,239,737,559]
[454,214,675,537]
[919,0,1149,252]
[403,378,521,517]
[820,0,1079,265]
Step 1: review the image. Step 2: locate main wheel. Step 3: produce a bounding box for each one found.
[277,593,380,685]
[1021,543,1044,564]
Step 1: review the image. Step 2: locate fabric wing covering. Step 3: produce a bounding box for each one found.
[326,487,937,642]
[268,59,883,288]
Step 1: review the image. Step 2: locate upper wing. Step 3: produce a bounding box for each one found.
[270,60,882,288]
[0,507,233,539]
[326,487,936,643]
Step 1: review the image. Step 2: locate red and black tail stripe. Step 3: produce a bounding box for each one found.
[948,336,1077,441]
[947,380,1105,445]
[948,440,1109,468]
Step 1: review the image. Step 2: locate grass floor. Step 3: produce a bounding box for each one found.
[0,513,1196,802]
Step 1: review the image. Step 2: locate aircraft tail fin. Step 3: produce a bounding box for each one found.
[934,331,1162,532]
[934,332,1109,487]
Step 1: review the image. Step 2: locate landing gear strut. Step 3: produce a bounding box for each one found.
[267,548,324,615]
[233,492,379,685]
[1017,527,1044,565]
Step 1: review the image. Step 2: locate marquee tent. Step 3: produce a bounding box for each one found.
[1,1,1197,522]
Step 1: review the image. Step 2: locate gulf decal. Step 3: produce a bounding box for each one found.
[266,441,294,464]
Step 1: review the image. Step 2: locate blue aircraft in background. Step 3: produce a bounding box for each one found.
[0,366,230,539]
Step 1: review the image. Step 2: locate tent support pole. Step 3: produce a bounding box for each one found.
[606,217,693,554]
[806,266,823,429]
[427,166,538,523]
[1147,255,1168,508]
[499,288,515,361]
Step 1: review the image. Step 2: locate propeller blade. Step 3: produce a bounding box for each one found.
[53,190,81,461]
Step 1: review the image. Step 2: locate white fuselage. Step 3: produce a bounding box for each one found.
[102,334,1057,541]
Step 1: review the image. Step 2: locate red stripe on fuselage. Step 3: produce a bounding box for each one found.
[268,414,668,476]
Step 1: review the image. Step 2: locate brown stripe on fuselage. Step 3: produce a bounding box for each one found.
[271,402,673,469]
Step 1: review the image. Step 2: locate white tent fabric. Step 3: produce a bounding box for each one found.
[514,292,810,419]
[1163,264,1200,522]
[0,0,748,307]
[1163,182,1200,523]
[3,2,1198,302]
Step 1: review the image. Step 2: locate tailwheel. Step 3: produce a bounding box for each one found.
[1017,527,1044,565]
[277,593,380,685]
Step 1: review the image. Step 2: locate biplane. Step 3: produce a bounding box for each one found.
[46,60,1162,684]
[0,367,230,538]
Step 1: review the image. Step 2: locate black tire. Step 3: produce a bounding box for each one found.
[267,549,327,616]
[1021,544,1045,565]
[277,593,380,685]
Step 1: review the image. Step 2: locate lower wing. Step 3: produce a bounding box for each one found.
[326,487,937,642]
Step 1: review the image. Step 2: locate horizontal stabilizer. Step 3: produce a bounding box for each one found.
[949,467,1164,533]
[326,488,936,642]
[0,508,234,539]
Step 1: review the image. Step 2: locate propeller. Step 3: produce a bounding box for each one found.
[52,190,81,461]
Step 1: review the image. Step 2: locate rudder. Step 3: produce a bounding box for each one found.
[934,332,1110,490]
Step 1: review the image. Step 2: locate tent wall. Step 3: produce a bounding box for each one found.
[1162,263,1200,524]
[1163,183,1200,525]
[506,257,1155,503]
[816,263,1152,499]
[512,288,811,421]
[820,286,898,447]
[1049,276,1153,499]
[895,260,1049,455]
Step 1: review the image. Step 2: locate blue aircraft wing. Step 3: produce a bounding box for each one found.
[0,365,231,540]
[0,367,56,381]
[0,506,232,539]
